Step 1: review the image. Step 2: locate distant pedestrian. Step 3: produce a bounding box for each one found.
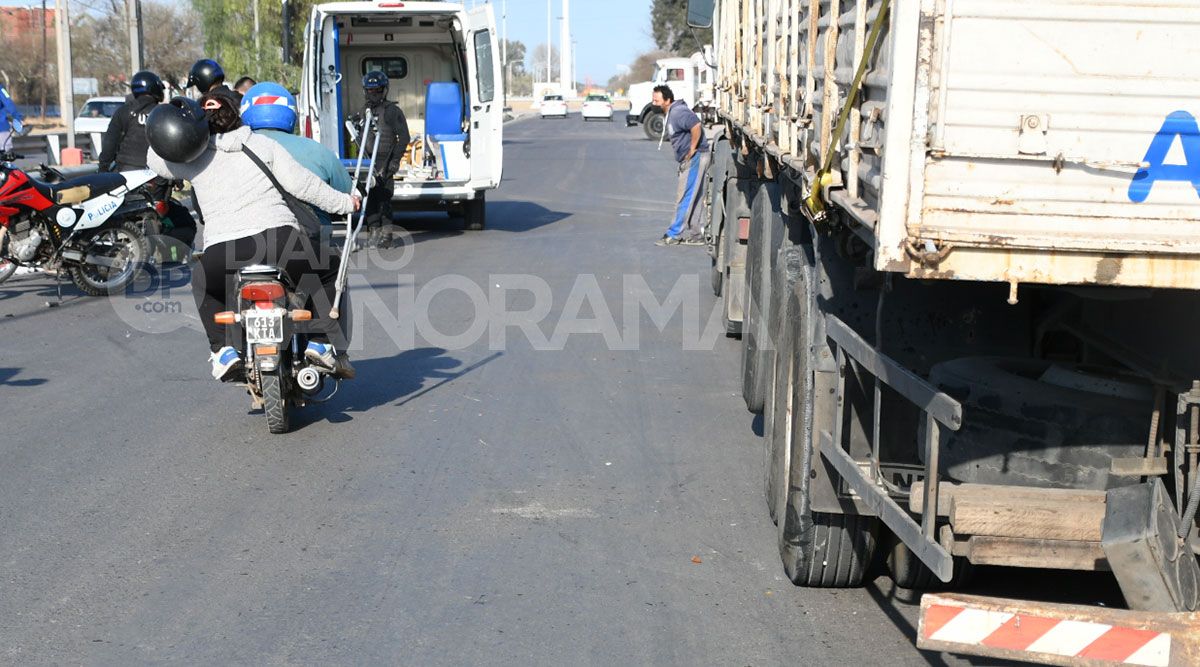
[0,82,24,150]
[653,85,709,247]
[233,77,257,96]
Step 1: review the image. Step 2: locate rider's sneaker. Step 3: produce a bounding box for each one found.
[305,341,356,379]
[210,346,242,381]
[305,341,337,369]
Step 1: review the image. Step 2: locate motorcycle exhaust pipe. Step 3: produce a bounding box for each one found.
[297,366,323,393]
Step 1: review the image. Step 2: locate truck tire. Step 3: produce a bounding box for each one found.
[721,179,749,337]
[465,194,486,231]
[740,182,782,413]
[885,534,974,594]
[929,357,1151,490]
[764,246,806,523]
[774,263,879,586]
[643,109,665,140]
[708,141,731,297]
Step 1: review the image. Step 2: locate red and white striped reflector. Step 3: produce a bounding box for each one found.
[922,602,1172,666]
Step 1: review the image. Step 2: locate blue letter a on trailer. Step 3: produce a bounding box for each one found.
[1129,111,1200,203]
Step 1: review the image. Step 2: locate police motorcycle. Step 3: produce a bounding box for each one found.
[0,120,154,294]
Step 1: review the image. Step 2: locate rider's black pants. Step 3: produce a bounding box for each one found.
[191,225,350,353]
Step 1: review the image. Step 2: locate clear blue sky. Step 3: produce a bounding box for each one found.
[474,0,655,84]
[2,0,657,85]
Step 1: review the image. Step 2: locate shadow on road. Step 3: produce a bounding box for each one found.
[0,367,48,388]
[300,348,502,428]
[485,200,571,233]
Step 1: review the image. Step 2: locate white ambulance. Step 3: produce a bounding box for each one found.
[299,1,503,229]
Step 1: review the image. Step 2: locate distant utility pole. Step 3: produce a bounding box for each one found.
[560,0,571,96]
[502,0,509,102]
[55,0,74,147]
[40,0,48,118]
[545,0,551,87]
[253,0,262,78]
[281,0,292,64]
[126,0,144,72]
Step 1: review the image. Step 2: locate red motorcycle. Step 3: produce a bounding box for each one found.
[0,149,161,295]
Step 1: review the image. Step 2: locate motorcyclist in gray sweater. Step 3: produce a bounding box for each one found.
[147,93,361,381]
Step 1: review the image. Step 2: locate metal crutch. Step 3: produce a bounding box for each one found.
[330,109,382,320]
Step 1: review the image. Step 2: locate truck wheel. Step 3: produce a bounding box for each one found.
[721,179,749,337]
[708,140,731,297]
[775,262,879,586]
[765,247,806,523]
[465,195,486,231]
[741,182,782,413]
[643,110,665,140]
[929,357,1151,490]
[885,533,974,594]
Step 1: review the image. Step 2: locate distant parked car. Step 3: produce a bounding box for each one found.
[74,96,125,134]
[540,94,567,119]
[581,94,613,122]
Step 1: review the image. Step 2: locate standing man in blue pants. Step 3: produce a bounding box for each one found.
[0,82,24,150]
[653,85,709,246]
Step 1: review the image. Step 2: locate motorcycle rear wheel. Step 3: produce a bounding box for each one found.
[261,368,292,434]
[68,220,149,297]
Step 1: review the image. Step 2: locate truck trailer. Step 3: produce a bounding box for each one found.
[688,0,1200,663]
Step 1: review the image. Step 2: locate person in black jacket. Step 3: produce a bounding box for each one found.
[359,71,411,249]
[99,70,197,251]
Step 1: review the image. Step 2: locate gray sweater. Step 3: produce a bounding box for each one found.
[147,126,355,249]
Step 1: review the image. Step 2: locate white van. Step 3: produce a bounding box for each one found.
[299,1,503,230]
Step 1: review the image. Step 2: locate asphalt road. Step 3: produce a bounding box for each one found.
[0,112,1115,665]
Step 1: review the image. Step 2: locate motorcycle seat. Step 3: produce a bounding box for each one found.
[32,172,129,206]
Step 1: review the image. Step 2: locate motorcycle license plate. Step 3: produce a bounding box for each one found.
[244,311,284,344]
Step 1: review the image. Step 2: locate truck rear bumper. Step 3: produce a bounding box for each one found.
[919,593,1200,667]
[389,182,485,203]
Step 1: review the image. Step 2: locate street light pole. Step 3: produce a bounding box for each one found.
[560,0,570,96]
[545,0,551,88]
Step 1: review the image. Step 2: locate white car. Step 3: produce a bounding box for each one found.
[74,96,125,134]
[540,94,567,119]
[581,94,613,121]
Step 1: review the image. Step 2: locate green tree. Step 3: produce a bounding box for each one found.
[189,0,319,89]
[651,0,710,54]
[501,39,526,75]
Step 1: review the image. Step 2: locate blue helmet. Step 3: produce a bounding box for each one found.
[239,82,298,132]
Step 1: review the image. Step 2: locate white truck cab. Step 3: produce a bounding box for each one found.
[625,51,714,140]
[300,1,503,229]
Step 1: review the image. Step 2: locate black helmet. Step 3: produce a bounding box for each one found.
[147,97,210,163]
[130,70,165,101]
[187,59,225,92]
[362,71,389,91]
